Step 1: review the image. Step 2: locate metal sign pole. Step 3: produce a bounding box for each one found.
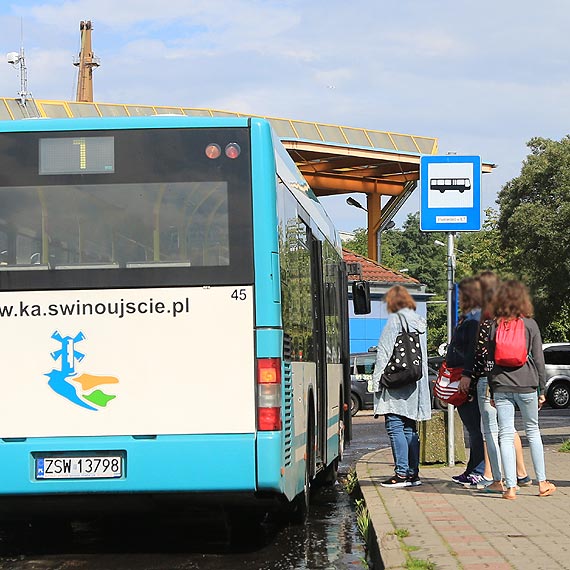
[447,232,456,467]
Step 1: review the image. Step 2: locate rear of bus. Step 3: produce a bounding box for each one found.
[0,116,286,515]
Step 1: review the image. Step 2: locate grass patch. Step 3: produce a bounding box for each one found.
[354,498,371,542]
[392,528,435,569]
[343,468,359,494]
[394,528,410,538]
[403,544,421,553]
[559,440,570,453]
[406,558,436,570]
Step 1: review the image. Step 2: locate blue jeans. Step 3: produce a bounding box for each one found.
[494,391,546,489]
[384,414,419,478]
[457,396,485,476]
[477,378,502,481]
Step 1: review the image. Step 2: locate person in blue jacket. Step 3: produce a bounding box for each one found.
[370,285,431,488]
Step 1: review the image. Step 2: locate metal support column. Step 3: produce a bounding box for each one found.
[366,194,382,263]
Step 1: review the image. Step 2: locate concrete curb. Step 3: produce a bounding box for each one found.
[356,450,408,569]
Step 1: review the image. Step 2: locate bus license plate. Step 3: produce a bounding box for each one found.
[36,456,123,479]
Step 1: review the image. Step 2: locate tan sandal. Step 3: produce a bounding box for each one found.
[538,481,556,497]
[502,488,517,500]
[482,481,506,494]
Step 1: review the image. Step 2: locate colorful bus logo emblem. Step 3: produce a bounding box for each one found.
[45,331,119,411]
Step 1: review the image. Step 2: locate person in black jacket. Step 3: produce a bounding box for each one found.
[447,277,485,486]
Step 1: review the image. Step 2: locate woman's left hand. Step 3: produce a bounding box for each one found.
[459,375,471,394]
[538,394,546,410]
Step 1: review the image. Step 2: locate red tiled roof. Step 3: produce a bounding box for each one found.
[343,249,419,284]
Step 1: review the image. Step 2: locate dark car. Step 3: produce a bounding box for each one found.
[349,352,376,416]
[350,351,443,416]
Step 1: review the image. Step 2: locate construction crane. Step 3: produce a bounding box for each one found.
[74,20,100,102]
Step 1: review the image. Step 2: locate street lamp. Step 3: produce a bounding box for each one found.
[435,239,465,255]
[345,197,395,262]
[346,196,367,212]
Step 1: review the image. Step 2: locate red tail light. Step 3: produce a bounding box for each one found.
[257,358,282,431]
[205,143,221,159]
[225,142,241,159]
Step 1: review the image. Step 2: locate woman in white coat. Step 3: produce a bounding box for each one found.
[370,285,431,488]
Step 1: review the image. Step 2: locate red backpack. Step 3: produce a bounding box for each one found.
[494,317,527,368]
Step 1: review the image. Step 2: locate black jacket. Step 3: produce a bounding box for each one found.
[446,309,481,376]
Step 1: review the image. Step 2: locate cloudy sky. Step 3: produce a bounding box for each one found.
[1,0,569,232]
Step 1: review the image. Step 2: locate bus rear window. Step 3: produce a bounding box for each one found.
[0,127,253,289]
[0,181,230,268]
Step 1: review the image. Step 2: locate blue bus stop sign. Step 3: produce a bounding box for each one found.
[420,155,482,232]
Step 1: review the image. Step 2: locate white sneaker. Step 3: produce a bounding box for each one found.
[476,477,494,490]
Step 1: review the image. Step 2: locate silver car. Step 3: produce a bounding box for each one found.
[543,343,570,409]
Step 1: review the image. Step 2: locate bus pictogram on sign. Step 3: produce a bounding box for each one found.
[429,178,471,193]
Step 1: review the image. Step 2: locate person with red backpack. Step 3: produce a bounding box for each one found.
[464,271,530,493]
[489,280,556,500]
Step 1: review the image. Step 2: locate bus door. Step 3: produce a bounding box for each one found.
[309,233,327,467]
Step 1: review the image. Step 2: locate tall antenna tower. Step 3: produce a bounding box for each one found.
[6,19,32,104]
[74,20,100,102]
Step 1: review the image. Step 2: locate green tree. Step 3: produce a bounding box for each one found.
[383,214,449,355]
[455,208,513,279]
[342,228,368,258]
[497,136,570,339]
[344,213,449,295]
[380,214,447,292]
[342,227,407,269]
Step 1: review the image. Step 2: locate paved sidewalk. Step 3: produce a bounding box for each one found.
[356,424,570,569]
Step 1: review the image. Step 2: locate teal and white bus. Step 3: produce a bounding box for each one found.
[0,116,365,520]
